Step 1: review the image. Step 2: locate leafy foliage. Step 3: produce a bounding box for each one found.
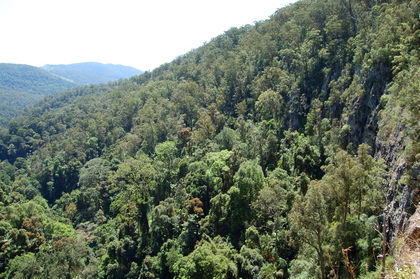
[0,0,419,277]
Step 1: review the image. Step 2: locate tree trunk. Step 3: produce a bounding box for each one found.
[317,231,325,279]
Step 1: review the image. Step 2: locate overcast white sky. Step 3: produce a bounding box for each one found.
[0,0,294,71]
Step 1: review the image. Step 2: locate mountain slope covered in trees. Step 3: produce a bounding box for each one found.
[0,63,77,126]
[0,0,419,278]
[0,63,143,128]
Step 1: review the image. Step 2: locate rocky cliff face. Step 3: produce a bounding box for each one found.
[377,115,415,243]
[391,206,420,277]
[341,59,418,243]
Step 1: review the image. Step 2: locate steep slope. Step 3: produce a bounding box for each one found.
[41,62,143,84]
[0,0,419,278]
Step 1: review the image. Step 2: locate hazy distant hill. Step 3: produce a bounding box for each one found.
[0,62,143,127]
[0,63,77,95]
[41,62,143,85]
[0,63,77,126]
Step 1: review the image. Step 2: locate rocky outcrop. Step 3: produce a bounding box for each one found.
[391,206,420,278]
[376,115,415,242]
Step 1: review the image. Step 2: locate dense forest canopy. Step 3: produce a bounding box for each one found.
[0,0,419,278]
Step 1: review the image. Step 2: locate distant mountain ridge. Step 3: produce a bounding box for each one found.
[0,62,143,126]
[0,63,77,126]
[0,63,76,95]
[41,62,143,85]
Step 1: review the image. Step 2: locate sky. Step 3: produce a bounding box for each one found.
[0,0,295,71]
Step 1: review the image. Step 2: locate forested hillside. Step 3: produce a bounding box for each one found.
[0,64,77,126]
[0,63,142,128]
[0,0,419,278]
